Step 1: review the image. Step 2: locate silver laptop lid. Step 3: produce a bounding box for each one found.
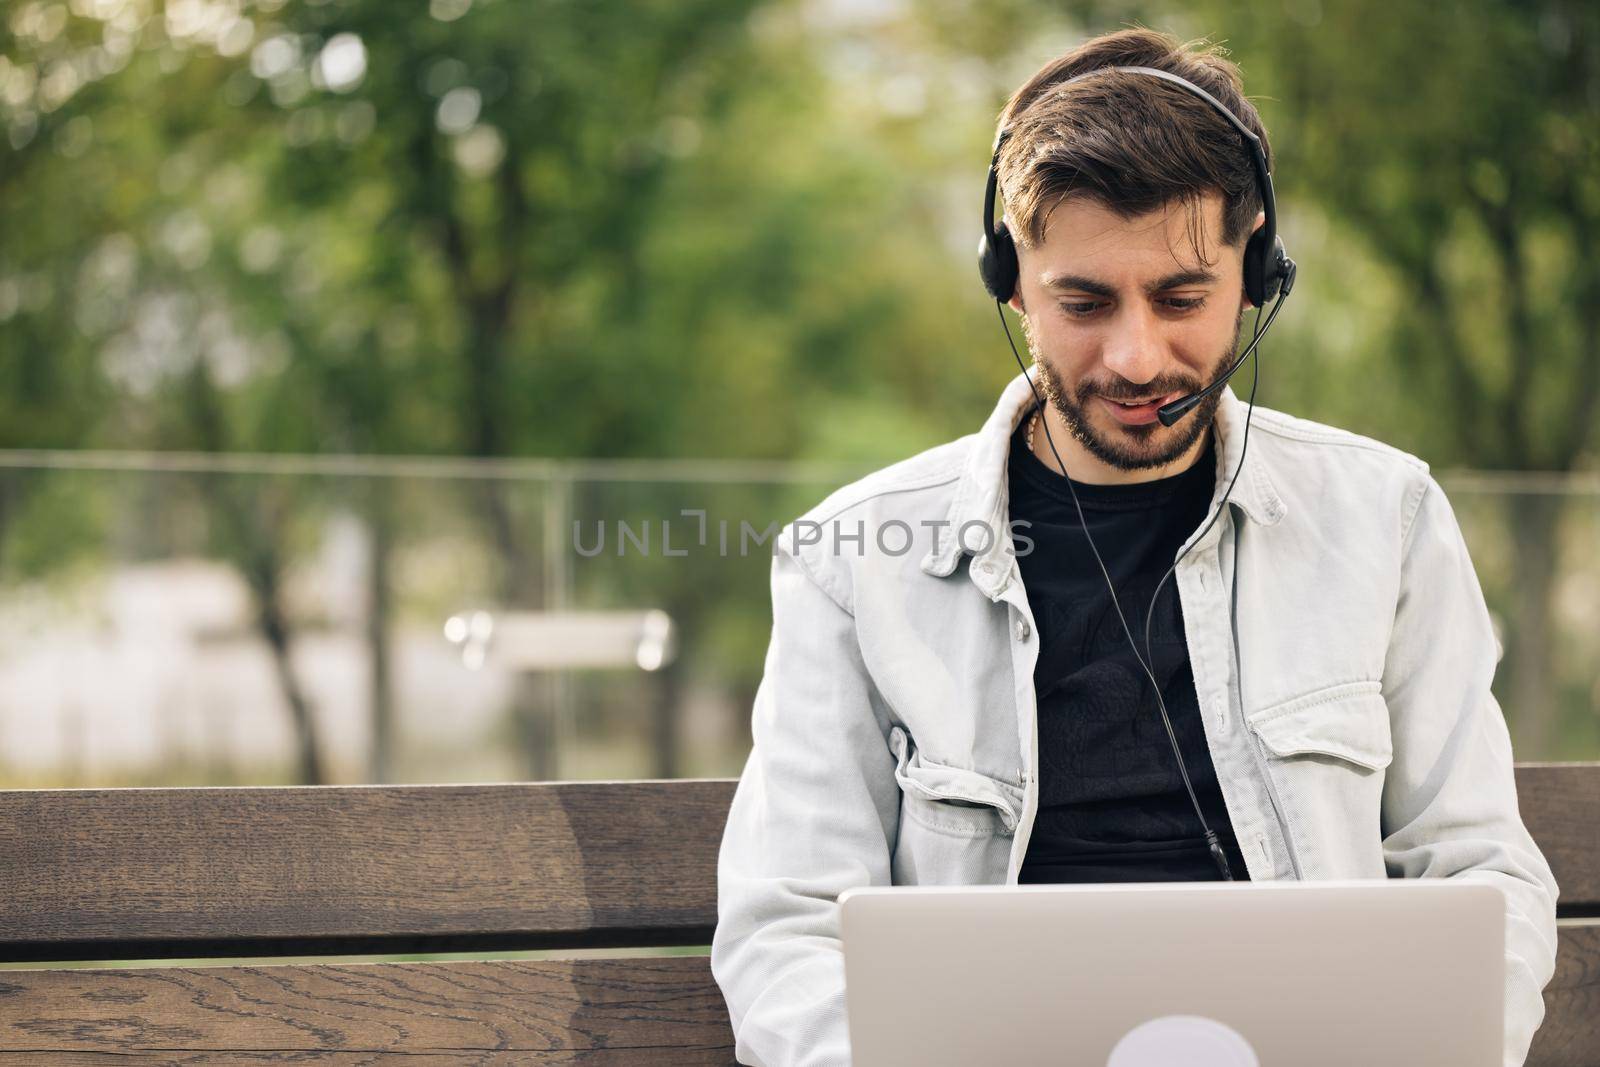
[839,880,1504,1067]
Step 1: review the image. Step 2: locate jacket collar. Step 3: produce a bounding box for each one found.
[919,367,1287,595]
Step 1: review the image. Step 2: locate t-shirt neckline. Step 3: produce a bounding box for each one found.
[1010,402,1216,511]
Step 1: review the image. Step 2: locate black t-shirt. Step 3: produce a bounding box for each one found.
[1008,404,1250,883]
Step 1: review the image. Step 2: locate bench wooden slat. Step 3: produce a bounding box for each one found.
[0,1058,727,1065]
[0,781,734,961]
[1515,764,1600,916]
[0,956,736,1062]
[0,927,1595,1065]
[1,764,1594,962]
[1528,922,1600,1067]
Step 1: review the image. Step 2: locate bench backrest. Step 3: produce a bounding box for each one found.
[1,766,1596,1062]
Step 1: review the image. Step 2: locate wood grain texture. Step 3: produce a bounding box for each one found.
[1516,764,1600,915]
[0,766,1594,962]
[0,933,1594,1065]
[1529,922,1600,1067]
[0,780,738,960]
[0,955,737,1063]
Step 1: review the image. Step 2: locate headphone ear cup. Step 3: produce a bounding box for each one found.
[978,218,1019,303]
[1243,232,1289,307]
[1242,228,1270,307]
[1268,236,1294,302]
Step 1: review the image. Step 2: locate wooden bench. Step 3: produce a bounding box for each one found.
[1,765,1596,1063]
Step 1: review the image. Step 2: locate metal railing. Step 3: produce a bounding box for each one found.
[0,451,1591,788]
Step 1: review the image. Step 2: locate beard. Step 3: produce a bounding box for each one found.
[1027,311,1243,473]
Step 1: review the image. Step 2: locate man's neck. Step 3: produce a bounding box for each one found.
[1029,403,1213,486]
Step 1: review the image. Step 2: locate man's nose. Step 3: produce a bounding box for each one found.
[1100,306,1163,385]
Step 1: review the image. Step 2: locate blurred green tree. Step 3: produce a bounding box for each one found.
[4,0,1594,780]
[1,0,1008,780]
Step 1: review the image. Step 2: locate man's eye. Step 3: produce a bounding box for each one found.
[1056,295,1203,316]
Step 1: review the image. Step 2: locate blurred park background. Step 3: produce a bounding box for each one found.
[0,0,1596,791]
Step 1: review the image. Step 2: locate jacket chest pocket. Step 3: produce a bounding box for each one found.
[1246,680,1393,876]
[887,724,1021,837]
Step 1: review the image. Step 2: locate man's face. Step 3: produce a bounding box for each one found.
[1009,192,1257,478]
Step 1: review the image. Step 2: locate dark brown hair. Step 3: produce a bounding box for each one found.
[996,27,1271,260]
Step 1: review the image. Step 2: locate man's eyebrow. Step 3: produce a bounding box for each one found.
[1040,269,1220,297]
[1144,269,1220,294]
[1040,274,1118,299]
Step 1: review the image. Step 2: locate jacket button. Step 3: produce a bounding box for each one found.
[1015,619,1031,641]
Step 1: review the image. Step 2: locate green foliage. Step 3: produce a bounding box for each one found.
[1210,0,1600,471]
[2,0,1596,767]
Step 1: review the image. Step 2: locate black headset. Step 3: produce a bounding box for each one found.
[980,65,1294,310]
[981,65,1299,881]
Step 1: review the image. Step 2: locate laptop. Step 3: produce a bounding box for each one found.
[838,880,1504,1066]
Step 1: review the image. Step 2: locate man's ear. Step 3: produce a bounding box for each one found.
[1007,289,1025,315]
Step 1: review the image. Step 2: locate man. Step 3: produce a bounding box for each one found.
[711,27,1558,1067]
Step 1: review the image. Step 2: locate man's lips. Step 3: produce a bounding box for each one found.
[1097,391,1182,425]
[1101,391,1180,407]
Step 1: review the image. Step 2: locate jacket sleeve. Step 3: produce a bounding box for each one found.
[1378,474,1560,1067]
[711,534,900,1067]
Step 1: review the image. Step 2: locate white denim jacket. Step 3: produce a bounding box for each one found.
[711,368,1559,1067]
